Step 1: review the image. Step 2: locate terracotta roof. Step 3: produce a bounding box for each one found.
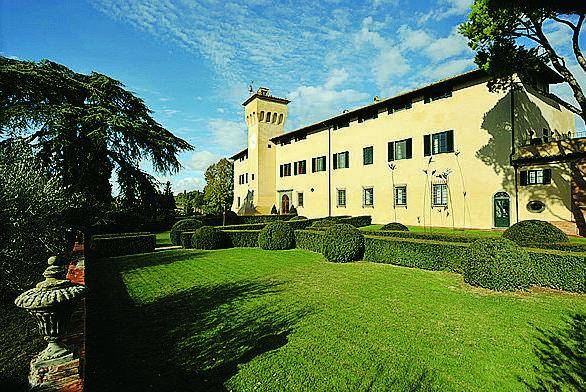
[229,148,248,160]
[242,93,290,107]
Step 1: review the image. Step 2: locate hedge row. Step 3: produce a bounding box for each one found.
[294,230,325,253]
[362,235,585,293]
[363,236,467,272]
[237,214,295,224]
[223,230,261,247]
[371,230,586,253]
[91,232,152,239]
[89,233,156,259]
[340,215,372,227]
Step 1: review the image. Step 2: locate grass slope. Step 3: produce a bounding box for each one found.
[86,248,585,391]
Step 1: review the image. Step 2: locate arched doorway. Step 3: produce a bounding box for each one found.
[493,191,511,228]
[281,194,290,214]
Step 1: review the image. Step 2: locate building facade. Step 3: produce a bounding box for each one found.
[231,69,586,235]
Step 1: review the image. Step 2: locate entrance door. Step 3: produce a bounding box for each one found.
[281,194,290,214]
[493,192,511,228]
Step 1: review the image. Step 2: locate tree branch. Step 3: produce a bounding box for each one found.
[571,14,586,73]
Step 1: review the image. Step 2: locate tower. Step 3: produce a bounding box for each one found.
[242,87,289,214]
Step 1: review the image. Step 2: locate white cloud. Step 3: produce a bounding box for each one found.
[173,176,203,192]
[160,109,180,116]
[421,57,474,80]
[397,25,434,51]
[372,49,411,86]
[424,31,472,62]
[185,150,219,171]
[435,0,473,20]
[208,119,247,152]
[324,68,349,89]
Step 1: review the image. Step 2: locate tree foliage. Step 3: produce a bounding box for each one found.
[0,141,82,297]
[203,158,234,214]
[459,0,586,121]
[0,57,192,212]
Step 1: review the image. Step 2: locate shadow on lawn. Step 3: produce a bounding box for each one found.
[520,313,585,391]
[85,256,306,392]
[96,249,205,272]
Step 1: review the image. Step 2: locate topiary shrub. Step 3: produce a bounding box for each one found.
[258,221,295,250]
[323,224,365,263]
[463,238,533,291]
[190,226,228,250]
[311,218,339,229]
[381,222,409,231]
[289,205,298,215]
[271,205,278,215]
[503,220,568,246]
[170,219,203,245]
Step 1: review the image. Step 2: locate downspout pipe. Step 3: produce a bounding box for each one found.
[511,86,520,223]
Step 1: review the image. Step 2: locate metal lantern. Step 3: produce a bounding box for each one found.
[14,256,86,367]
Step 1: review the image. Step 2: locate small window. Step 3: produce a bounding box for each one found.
[333,151,349,169]
[272,113,277,123]
[388,138,412,161]
[424,130,454,156]
[245,173,248,183]
[432,183,448,206]
[527,200,545,213]
[312,156,326,172]
[521,168,551,185]
[280,163,292,177]
[259,111,265,122]
[337,189,346,207]
[278,113,283,124]
[363,146,373,165]
[363,187,374,207]
[294,160,306,175]
[424,86,452,103]
[387,99,412,113]
[266,112,271,123]
[298,192,304,207]
[251,174,255,180]
[394,185,407,206]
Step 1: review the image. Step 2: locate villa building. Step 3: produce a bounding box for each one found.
[230,69,586,235]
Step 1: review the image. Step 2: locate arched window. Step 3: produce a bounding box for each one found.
[266,112,271,122]
[259,111,264,122]
[272,112,277,123]
[278,113,283,124]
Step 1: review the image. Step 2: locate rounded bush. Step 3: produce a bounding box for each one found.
[289,216,307,221]
[503,220,568,246]
[323,224,365,263]
[463,238,533,291]
[381,222,409,231]
[258,221,295,250]
[170,219,203,245]
[190,226,228,250]
[224,210,239,225]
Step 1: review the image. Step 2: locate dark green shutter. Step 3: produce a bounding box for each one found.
[280,165,283,177]
[520,170,527,186]
[311,158,316,172]
[388,142,395,161]
[543,168,552,184]
[333,153,338,170]
[345,152,349,168]
[406,139,412,159]
[294,162,298,175]
[446,130,454,152]
[424,135,431,156]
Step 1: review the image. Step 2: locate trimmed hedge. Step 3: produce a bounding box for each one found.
[369,230,484,244]
[258,221,295,250]
[170,219,203,245]
[381,222,409,231]
[294,230,325,253]
[535,242,586,253]
[463,238,533,291]
[191,226,228,250]
[364,236,467,272]
[218,222,268,230]
[223,230,261,247]
[341,215,372,227]
[323,224,365,263]
[238,214,295,224]
[529,249,585,293]
[503,220,568,246]
[89,233,156,258]
[91,232,151,239]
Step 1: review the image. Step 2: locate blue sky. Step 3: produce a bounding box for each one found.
[2,0,584,193]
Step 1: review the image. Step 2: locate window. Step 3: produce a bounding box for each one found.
[394,185,407,206]
[358,110,378,123]
[294,160,307,175]
[237,197,241,207]
[424,130,454,156]
[280,163,292,177]
[278,113,283,124]
[245,173,248,183]
[294,134,306,142]
[333,151,349,169]
[333,121,350,130]
[298,192,304,207]
[432,183,448,206]
[363,146,373,165]
[259,111,265,122]
[251,174,255,180]
[424,86,452,103]
[520,168,551,185]
[312,156,326,172]
[363,187,374,207]
[337,189,346,207]
[388,138,412,161]
[266,112,271,122]
[272,113,277,123]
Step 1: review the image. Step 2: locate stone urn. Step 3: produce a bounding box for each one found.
[14,256,86,367]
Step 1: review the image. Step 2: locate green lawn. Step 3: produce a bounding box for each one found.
[360,224,586,243]
[155,230,171,247]
[86,248,585,391]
